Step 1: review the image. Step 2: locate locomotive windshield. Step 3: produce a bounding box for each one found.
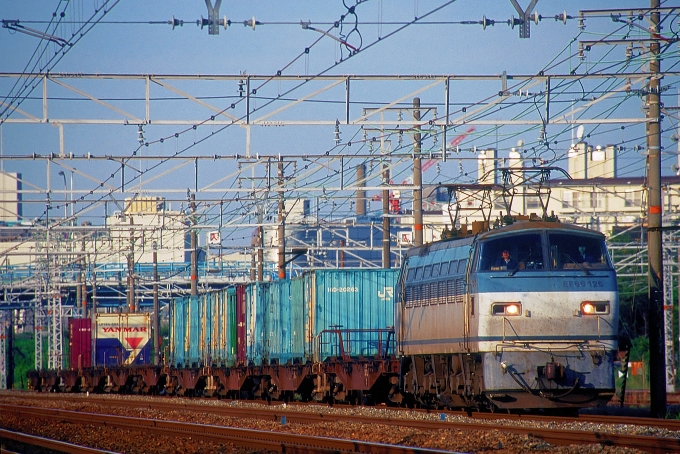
[477,233,543,271]
[476,231,612,272]
[547,232,612,270]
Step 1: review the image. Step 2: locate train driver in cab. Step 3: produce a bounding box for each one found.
[495,249,518,269]
[576,245,595,263]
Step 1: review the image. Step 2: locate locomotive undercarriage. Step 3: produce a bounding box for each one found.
[395,350,615,412]
[397,354,486,410]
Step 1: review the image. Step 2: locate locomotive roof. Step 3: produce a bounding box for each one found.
[404,221,604,259]
[477,220,606,240]
[404,234,475,258]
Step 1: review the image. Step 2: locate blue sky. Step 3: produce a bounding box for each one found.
[1,1,676,238]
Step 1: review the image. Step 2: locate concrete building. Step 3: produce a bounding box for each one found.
[0,171,22,222]
[105,196,187,264]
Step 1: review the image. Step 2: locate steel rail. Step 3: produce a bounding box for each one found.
[22,393,680,431]
[0,427,117,453]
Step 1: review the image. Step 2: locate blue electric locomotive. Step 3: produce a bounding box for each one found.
[395,219,618,411]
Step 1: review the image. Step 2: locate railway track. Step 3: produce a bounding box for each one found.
[16,392,680,432]
[1,393,680,453]
[1,404,447,454]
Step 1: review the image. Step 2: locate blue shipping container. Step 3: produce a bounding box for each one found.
[264,278,306,364]
[308,269,398,361]
[170,270,397,368]
[246,282,270,364]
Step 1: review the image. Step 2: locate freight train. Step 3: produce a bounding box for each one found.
[28,217,618,412]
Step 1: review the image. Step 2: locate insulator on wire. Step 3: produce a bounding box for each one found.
[170,16,184,29]
[334,119,341,145]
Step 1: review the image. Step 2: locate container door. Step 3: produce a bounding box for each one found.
[68,318,92,370]
[290,277,305,362]
[236,284,247,363]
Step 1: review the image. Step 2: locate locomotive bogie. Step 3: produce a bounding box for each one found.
[400,354,484,409]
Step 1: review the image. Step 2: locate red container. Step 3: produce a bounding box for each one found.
[68,318,92,370]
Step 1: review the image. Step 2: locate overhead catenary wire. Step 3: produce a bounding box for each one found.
[2,1,676,264]
[2,0,466,281]
[0,0,122,122]
[40,0,461,219]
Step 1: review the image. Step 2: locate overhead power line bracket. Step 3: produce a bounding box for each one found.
[509,0,538,38]
[204,0,223,35]
[1,20,69,46]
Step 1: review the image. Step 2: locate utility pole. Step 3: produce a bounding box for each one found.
[647,0,666,418]
[190,193,198,297]
[413,98,423,246]
[7,310,14,389]
[90,250,97,368]
[76,263,82,315]
[127,217,135,312]
[277,158,286,280]
[382,154,390,268]
[356,164,366,216]
[81,239,87,318]
[257,225,264,281]
[250,245,257,281]
[153,242,160,366]
[0,315,6,389]
[574,3,668,416]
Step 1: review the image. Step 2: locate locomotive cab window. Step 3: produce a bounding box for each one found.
[548,233,612,270]
[477,233,544,271]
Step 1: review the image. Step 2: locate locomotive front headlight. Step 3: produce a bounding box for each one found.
[506,304,520,315]
[492,302,521,316]
[580,301,609,315]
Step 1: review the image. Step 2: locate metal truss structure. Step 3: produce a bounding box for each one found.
[609,226,680,393]
[664,231,676,392]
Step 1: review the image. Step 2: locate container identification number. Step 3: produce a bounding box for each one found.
[329,286,359,293]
